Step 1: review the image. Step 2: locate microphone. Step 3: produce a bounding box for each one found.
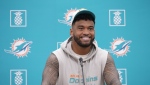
[79,58,85,85]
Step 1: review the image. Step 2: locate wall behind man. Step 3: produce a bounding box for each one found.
[0,0,149,85]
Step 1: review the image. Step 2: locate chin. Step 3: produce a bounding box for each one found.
[80,45,91,48]
[80,43,92,47]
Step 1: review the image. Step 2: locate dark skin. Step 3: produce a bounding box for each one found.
[42,20,121,85]
[70,20,95,55]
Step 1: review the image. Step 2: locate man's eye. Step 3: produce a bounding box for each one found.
[79,28,83,29]
[89,28,94,30]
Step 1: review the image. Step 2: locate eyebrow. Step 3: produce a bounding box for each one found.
[77,25,94,28]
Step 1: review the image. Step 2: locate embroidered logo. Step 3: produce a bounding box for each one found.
[69,74,98,84]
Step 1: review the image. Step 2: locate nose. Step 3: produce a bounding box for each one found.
[82,29,90,35]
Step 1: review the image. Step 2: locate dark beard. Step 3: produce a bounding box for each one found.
[73,35,95,48]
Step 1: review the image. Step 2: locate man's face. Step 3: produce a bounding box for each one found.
[70,20,95,48]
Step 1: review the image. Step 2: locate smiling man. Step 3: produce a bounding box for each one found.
[42,9,121,85]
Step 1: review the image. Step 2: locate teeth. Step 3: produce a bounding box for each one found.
[82,37,90,41]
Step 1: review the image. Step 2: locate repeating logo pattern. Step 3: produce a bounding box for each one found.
[0,6,133,85]
[58,8,78,26]
[10,69,27,85]
[10,10,27,27]
[4,38,32,58]
[117,69,127,85]
[109,10,126,26]
[105,37,132,57]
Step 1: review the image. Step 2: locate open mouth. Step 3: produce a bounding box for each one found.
[80,36,91,42]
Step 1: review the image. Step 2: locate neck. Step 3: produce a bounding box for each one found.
[71,41,92,55]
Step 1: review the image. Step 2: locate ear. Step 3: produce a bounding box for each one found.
[70,28,73,37]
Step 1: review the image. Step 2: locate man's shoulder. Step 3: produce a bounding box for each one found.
[53,48,63,53]
[96,47,108,60]
[52,48,66,60]
[97,47,108,53]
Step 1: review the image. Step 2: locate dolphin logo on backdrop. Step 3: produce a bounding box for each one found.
[105,38,132,57]
[4,38,32,58]
[58,8,78,26]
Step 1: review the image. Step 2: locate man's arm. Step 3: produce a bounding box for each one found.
[103,53,121,85]
[41,53,59,85]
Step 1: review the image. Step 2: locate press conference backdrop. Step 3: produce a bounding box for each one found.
[0,0,150,85]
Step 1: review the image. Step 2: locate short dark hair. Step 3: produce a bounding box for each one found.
[72,13,95,25]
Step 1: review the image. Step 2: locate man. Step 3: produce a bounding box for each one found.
[42,8,121,85]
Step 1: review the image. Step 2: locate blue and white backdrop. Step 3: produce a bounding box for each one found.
[0,0,150,85]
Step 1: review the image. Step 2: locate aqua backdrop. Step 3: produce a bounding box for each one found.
[0,0,150,85]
